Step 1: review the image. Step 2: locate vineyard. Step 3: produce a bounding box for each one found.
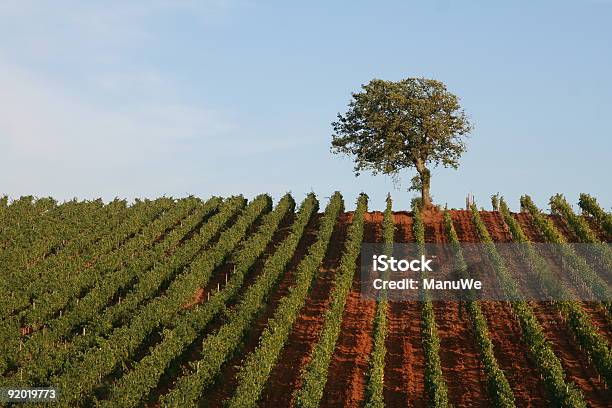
[0,192,610,407]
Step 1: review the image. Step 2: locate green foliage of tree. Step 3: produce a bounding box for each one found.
[331,78,473,208]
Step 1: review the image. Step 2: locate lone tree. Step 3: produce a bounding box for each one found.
[331,78,473,208]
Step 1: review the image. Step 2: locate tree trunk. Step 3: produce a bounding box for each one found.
[415,159,433,209]
[420,167,432,209]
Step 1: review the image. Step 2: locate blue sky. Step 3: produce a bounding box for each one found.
[0,1,610,211]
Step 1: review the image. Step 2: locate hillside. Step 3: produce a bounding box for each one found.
[0,193,610,407]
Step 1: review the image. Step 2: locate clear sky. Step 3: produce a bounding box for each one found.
[1,1,610,211]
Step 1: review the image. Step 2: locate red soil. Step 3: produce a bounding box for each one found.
[478,211,513,242]
[529,301,612,407]
[480,300,552,406]
[202,212,332,407]
[258,213,354,407]
[424,209,490,407]
[382,212,427,407]
[512,212,612,406]
[514,213,612,340]
[181,287,205,309]
[548,214,579,242]
[578,302,612,343]
[15,203,612,408]
[583,216,609,241]
[511,213,581,297]
[166,210,612,407]
[19,326,33,336]
[318,212,380,407]
[514,212,545,242]
[466,211,551,407]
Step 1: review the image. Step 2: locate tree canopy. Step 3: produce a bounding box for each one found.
[331,77,473,208]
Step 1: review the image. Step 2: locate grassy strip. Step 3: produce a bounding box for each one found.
[20,199,170,297]
[413,204,450,407]
[1,198,165,317]
[11,199,191,327]
[101,194,299,407]
[293,194,368,408]
[160,193,333,407]
[443,210,516,408]
[500,198,611,389]
[51,195,271,405]
[1,199,130,296]
[364,194,393,408]
[0,199,104,282]
[0,198,197,376]
[12,197,228,385]
[226,193,349,408]
[85,197,236,332]
[0,197,57,249]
